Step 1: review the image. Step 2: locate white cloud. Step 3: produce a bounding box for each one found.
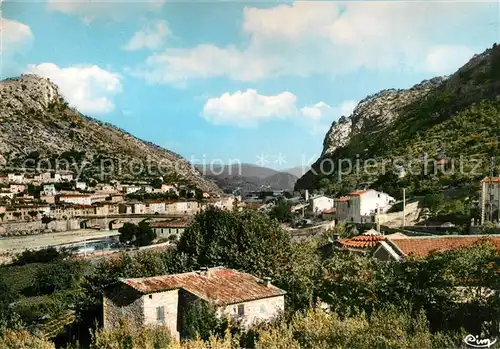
[300,100,357,135]
[46,0,165,22]
[423,45,476,74]
[202,89,357,133]
[26,63,122,115]
[123,21,170,51]
[2,18,33,54]
[131,1,493,84]
[202,89,297,127]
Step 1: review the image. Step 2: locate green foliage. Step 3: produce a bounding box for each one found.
[32,260,87,296]
[118,222,156,247]
[268,200,294,223]
[90,319,173,349]
[150,177,163,189]
[0,329,55,349]
[13,247,70,266]
[179,299,222,340]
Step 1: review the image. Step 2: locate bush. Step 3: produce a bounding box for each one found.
[0,329,55,349]
[90,319,173,349]
[13,247,70,266]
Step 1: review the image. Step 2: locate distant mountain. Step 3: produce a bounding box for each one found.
[0,74,220,192]
[195,163,298,192]
[283,166,311,178]
[195,163,280,179]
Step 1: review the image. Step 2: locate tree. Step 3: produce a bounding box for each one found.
[134,222,156,247]
[27,211,38,221]
[118,223,138,245]
[0,213,4,222]
[33,260,87,295]
[179,299,221,340]
[195,189,204,201]
[12,212,22,220]
[118,222,156,247]
[150,177,163,189]
[269,200,293,223]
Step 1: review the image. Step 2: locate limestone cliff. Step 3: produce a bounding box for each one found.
[0,74,220,192]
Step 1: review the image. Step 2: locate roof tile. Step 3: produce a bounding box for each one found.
[120,267,286,306]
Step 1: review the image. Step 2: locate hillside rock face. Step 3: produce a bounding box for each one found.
[0,74,220,192]
[322,78,444,157]
[296,43,500,192]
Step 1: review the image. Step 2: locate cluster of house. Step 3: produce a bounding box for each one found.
[306,189,396,223]
[0,171,235,223]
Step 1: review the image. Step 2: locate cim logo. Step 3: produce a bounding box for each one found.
[464,334,498,348]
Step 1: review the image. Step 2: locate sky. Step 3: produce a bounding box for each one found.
[2,0,500,172]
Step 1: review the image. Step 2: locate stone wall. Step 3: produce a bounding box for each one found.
[217,295,285,329]
[143,289,180,341]
[0,218,79,236]
[103,284,144,329]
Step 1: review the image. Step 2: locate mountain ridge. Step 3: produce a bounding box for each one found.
[0,74,220,192]
[296,43,500,198]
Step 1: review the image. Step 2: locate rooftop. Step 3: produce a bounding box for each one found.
[482,177,500,183]
[338,230,384,248]
[119,267,286,306]
[389,235,500,258]
[348,190,370,196]
[335,196,351,202]
[150,219,192,228]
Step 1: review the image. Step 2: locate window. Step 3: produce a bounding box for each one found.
[156,306,165,324]
[237,304,245,316]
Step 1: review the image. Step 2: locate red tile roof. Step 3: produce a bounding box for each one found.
[390,236,500,258]
[338,233,385,248]
[349,190,369,196]
[482,177,500,183]
[335,196,351,202]
[120,267,286,306]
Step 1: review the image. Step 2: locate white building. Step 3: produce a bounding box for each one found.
[9,184,26,194]
[122,185,141,195]
[42,184,57,197]
[75,181,87,191]
[309,195,335,215]
[58,193,108,206]
[145,200,166,214]
[8,173,24,183]
[335,189,395,223]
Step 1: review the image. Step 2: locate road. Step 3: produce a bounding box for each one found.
[0,229,120,253]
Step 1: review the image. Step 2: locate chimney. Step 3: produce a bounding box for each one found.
[262,276,271,287]
[199,266,209,276]
[305,190,309,202]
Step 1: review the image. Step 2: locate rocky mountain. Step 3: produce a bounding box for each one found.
[0,74,220,192]
[296,43,500,198]
[196,164,298,192]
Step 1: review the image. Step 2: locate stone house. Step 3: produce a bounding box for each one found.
[150,218,191,240]
[144,200,166,214]
[165,201,199,215]
[9,184,26,194]
[481,177,500,224]
[103,267,286,340]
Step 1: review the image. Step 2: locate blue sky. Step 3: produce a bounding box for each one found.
[3,0,500,172]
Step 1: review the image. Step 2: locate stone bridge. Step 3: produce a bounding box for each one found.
[76,214,189,230]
